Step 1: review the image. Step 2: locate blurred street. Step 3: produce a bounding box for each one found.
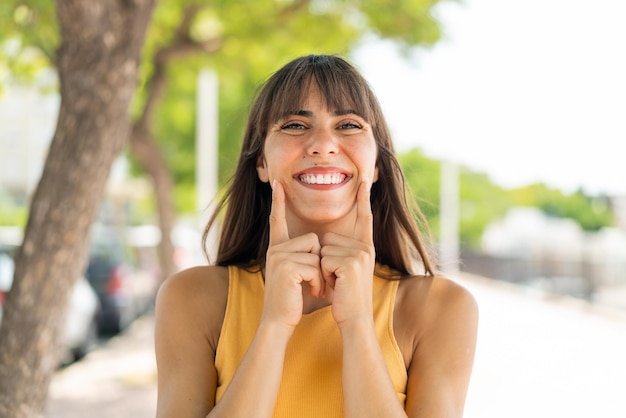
[45,274,626,418]
[45,315,157,418]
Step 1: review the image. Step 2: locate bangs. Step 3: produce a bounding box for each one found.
[258,55,377,130]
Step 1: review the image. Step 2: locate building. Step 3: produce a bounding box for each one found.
[0,85,59,199]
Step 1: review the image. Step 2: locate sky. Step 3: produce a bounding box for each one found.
[354,0,626,196]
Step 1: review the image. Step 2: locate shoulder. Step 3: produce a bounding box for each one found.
[397,276,479,416]
[397,274,477,320]
[157,265,229,301]
[394,275,478,361]
[155,265,230,349]
[156,265,229,313]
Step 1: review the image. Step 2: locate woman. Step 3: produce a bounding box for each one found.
[155,54,478,418]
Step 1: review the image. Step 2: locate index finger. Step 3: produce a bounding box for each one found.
[354,178,374,244]
[269,180,290,245]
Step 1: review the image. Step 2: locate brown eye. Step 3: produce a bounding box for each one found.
[338,121,362,130]
[281,122,307,130]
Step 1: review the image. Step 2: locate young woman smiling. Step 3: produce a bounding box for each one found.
[154,54,478,418]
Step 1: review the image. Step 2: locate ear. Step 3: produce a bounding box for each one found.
[373,165,379,183]
[256,156,269,183]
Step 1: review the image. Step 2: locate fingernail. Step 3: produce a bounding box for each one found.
[271,179,276,190]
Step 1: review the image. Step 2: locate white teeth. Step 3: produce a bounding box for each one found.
[299,173,346,185]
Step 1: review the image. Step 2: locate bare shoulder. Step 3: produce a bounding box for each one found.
[154,266,229,416]
[396,274,477,320]
[394,274,478,365]
[157,265,229,302]
[155,265,229,349]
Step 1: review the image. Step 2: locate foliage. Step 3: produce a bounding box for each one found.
[398,148,616,249]
[458,167,514,248]
[510,183,615,231]
[0,0,57,91]
[398,148,441,231]
[0,204,28,227]
[1,0,614,247]
[2,0,447,211]
[399,148,516,250]
[126,0,447,209]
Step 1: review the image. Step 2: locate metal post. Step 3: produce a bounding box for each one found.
[439,159,460,278]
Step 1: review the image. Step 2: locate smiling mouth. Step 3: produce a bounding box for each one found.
[298,173,348,185]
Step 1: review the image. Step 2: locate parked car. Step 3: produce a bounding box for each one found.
[61,276,101,364]
[0,241,101,365]
[85,223,160,334]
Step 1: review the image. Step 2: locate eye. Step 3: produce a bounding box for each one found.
[338,120,363,130]
[281,121,307,130]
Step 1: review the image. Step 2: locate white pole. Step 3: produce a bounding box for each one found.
[196,70,219,261]
[439,159,460,278]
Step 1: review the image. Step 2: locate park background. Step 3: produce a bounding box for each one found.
[1,0,625,417]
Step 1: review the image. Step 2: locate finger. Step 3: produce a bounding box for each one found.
[269,180,289,246]
[321,263,337,291]
[354,178,373,244]
[283,236,324,297]
[281,232,321,255]
[273,252,324,297]
[302,271,324,298]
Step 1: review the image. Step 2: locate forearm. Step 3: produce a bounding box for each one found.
[340,319,408,418]
[208,322,291,418]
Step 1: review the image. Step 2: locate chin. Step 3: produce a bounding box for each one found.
[300,207,353,225]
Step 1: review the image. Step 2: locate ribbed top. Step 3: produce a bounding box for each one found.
[215,265,407,417]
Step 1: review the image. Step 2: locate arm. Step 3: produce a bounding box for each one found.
[404,279,479,418]
[154,267,224,418]
[154,266,295,418]
[341,318,409,418]
[208,322,291,418]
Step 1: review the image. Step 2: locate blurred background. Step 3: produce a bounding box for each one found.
[1,0,625,417]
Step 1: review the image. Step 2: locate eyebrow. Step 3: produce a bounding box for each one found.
[280,109,360,119]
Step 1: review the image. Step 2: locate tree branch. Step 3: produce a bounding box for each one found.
[278,0,312,18]
[134,3,222,131]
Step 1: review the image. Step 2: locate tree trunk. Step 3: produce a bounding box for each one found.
[130,125,178,280]
[127,5,223,281]
[0,1,155,417]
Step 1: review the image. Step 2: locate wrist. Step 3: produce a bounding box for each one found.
[337,315,375,338]
[257,318,296,343]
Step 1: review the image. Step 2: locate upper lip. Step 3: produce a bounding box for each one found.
[294,166,350,177]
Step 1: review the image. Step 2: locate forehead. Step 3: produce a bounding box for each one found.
[267,75,372,124]
[290,85,357,114]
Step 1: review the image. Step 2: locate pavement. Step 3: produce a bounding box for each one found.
[45,275,626,418]
[45,315,157,418]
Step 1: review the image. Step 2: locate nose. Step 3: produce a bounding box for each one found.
[306,127,338,156]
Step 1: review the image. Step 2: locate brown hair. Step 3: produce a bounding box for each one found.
[203,54,436,277]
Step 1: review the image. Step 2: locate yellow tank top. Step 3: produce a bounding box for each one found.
[215,265,407,417]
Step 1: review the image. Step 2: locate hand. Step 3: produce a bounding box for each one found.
[262,180,324,331]
[320,179,376,327]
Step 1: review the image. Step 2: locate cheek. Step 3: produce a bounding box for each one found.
[363,146,379,178]
[261,143,296,179]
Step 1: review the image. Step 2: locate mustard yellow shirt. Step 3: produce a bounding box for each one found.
[215,265,407,417]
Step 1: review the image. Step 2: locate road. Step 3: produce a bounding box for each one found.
[46,275,626,418]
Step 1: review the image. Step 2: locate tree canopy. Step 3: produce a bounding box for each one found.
[1,0,446,209]
[2,0,453,280]
[0,0,615,252]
